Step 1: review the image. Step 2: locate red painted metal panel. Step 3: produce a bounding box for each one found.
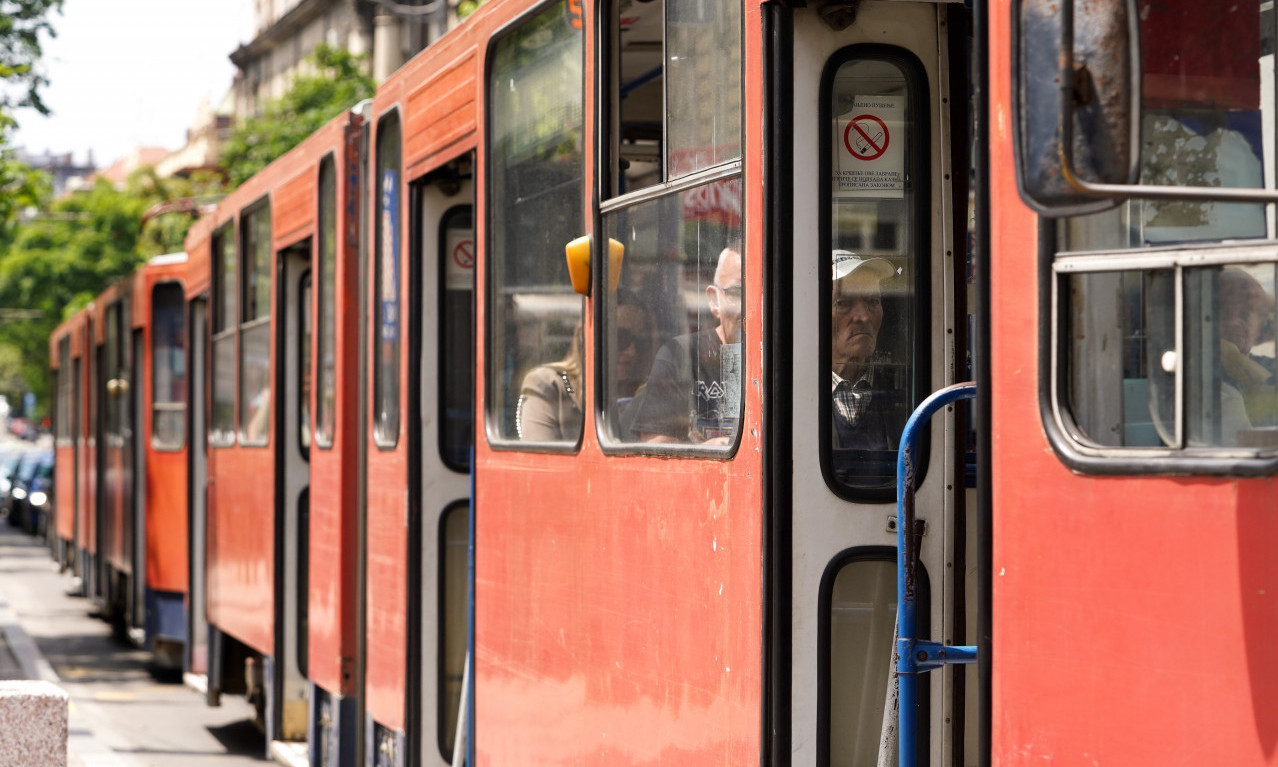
[469,2,767,760]
[989,3,1277,761]
[307,114,363,699]
[207,446,275,655]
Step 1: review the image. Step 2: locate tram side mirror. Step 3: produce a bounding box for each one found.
[564,236,626,296]
[1014,0,1141,216]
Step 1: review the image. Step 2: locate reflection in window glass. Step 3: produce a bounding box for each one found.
[300,271,312,453]
[666,0,741,178]
[488,1,584,444]
[240,205,272,446]
[375,114,403,448]
[603,180,743,445]
[152,282,187,451]
[56,338,71,442]
[316,158,337,448]
[827,559,897,766]
[437,503,468,761]
[211,227,236,445]
[439,207,474,471]
[1066,264,1278,449]
[827,57,922,492]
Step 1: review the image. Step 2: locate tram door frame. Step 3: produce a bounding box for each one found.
[409,171,474,767]
[779,2,974,764]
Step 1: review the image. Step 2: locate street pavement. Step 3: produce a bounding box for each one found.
[0,519,270,766]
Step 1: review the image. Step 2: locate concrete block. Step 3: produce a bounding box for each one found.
[0,680,68,766]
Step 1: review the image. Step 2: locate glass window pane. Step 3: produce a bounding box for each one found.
[1186,264,1278,446]
[243,206,272,323]
[666,0,741,178]
[1066,270,1176,448]
[488,1,585,444]
[613,0,665,194]
[828,559,897,767]
[211,335,236,445]
[438,503,468,760]
[300,271,312,453]
[151,282,187,451]
[56,338,71,442]
[827,58,923,492]
[214,228,236,334]
[602,180,744,445]
[375,114,403,448]
[239,322,271,445]
[316,158,337,448]
[440,207,474,470]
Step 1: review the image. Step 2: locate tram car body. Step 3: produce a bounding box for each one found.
[49,253,190,667]
[41,0,1278,762]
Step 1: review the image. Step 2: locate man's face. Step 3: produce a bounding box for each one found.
[832,270,884,375]
[708,249,743,344]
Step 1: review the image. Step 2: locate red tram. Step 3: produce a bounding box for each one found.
[49,253,190,667]
[42,0,1278,764]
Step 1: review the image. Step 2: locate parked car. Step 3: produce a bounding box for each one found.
[0,445,28,518]
[8,448,52,535]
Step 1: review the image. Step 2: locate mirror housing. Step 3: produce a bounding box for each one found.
[1014,0,1141,216]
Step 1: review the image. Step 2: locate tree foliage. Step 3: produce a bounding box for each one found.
[0,0,62,135]
[220,44,376,187]
[0,168,222,412]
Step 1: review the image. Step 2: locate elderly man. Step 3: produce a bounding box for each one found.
[830,249,898,451]
[623,245,743,444]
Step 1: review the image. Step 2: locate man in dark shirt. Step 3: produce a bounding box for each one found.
[624,246,743,444]
[830,250,898,451]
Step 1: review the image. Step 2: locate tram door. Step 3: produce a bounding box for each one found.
[102,296,135,620]
[412,172,472,767]
[784,2,975,764]
[275,242,312,741]
[188,297,210,676]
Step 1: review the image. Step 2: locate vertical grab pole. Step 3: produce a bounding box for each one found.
[896,382,977,767]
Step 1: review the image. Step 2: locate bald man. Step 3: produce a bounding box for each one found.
[623,246,743,444]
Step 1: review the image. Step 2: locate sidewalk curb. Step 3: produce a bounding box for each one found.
[0,591,145,767]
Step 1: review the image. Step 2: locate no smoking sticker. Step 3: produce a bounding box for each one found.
[836,95,905,198]
[445,230,475,290]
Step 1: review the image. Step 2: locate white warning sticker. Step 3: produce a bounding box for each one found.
[835,95,906,199]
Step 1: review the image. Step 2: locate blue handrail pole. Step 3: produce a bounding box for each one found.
[896,382,977,767]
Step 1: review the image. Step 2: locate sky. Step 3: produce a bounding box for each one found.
[11,0,255,169]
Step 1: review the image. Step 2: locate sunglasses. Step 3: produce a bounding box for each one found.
[617,328,649,351]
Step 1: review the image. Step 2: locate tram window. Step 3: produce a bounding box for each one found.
[823,54,928,496]
[211,225,236,446]
[315,156,337,449]
[437,502,468,761]
[486,0,585,446]
[822,554,928,766]
[56,337,71,444]
[104,302,123,439]
[374,112,403,449]
[240,203,271,446]
[601,181,744,447]
[1064,264,1278,450]
[607,0,741,196]
[151,282,187,451]
[439,206,474,471]
[300,271,312,455]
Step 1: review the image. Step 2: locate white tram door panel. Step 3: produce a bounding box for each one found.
[789,2,966,765]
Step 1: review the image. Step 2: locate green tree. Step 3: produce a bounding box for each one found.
[0,0,62,135]
[221,44,376,187]
[0,166,221,411]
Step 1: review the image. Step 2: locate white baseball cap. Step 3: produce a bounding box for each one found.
[832,249,896,281]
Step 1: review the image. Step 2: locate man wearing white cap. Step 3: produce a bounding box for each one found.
[831,249,897,451]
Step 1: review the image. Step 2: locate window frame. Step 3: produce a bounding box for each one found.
[594,0,746,457]
[1042,227,1278,475]
[210,222,238,447]
[150,280,188,452]
[238,199,273,448]
[482,0,588,452]
[315,154,338,450]
[817,45,933,504]
[373,109,404,451]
